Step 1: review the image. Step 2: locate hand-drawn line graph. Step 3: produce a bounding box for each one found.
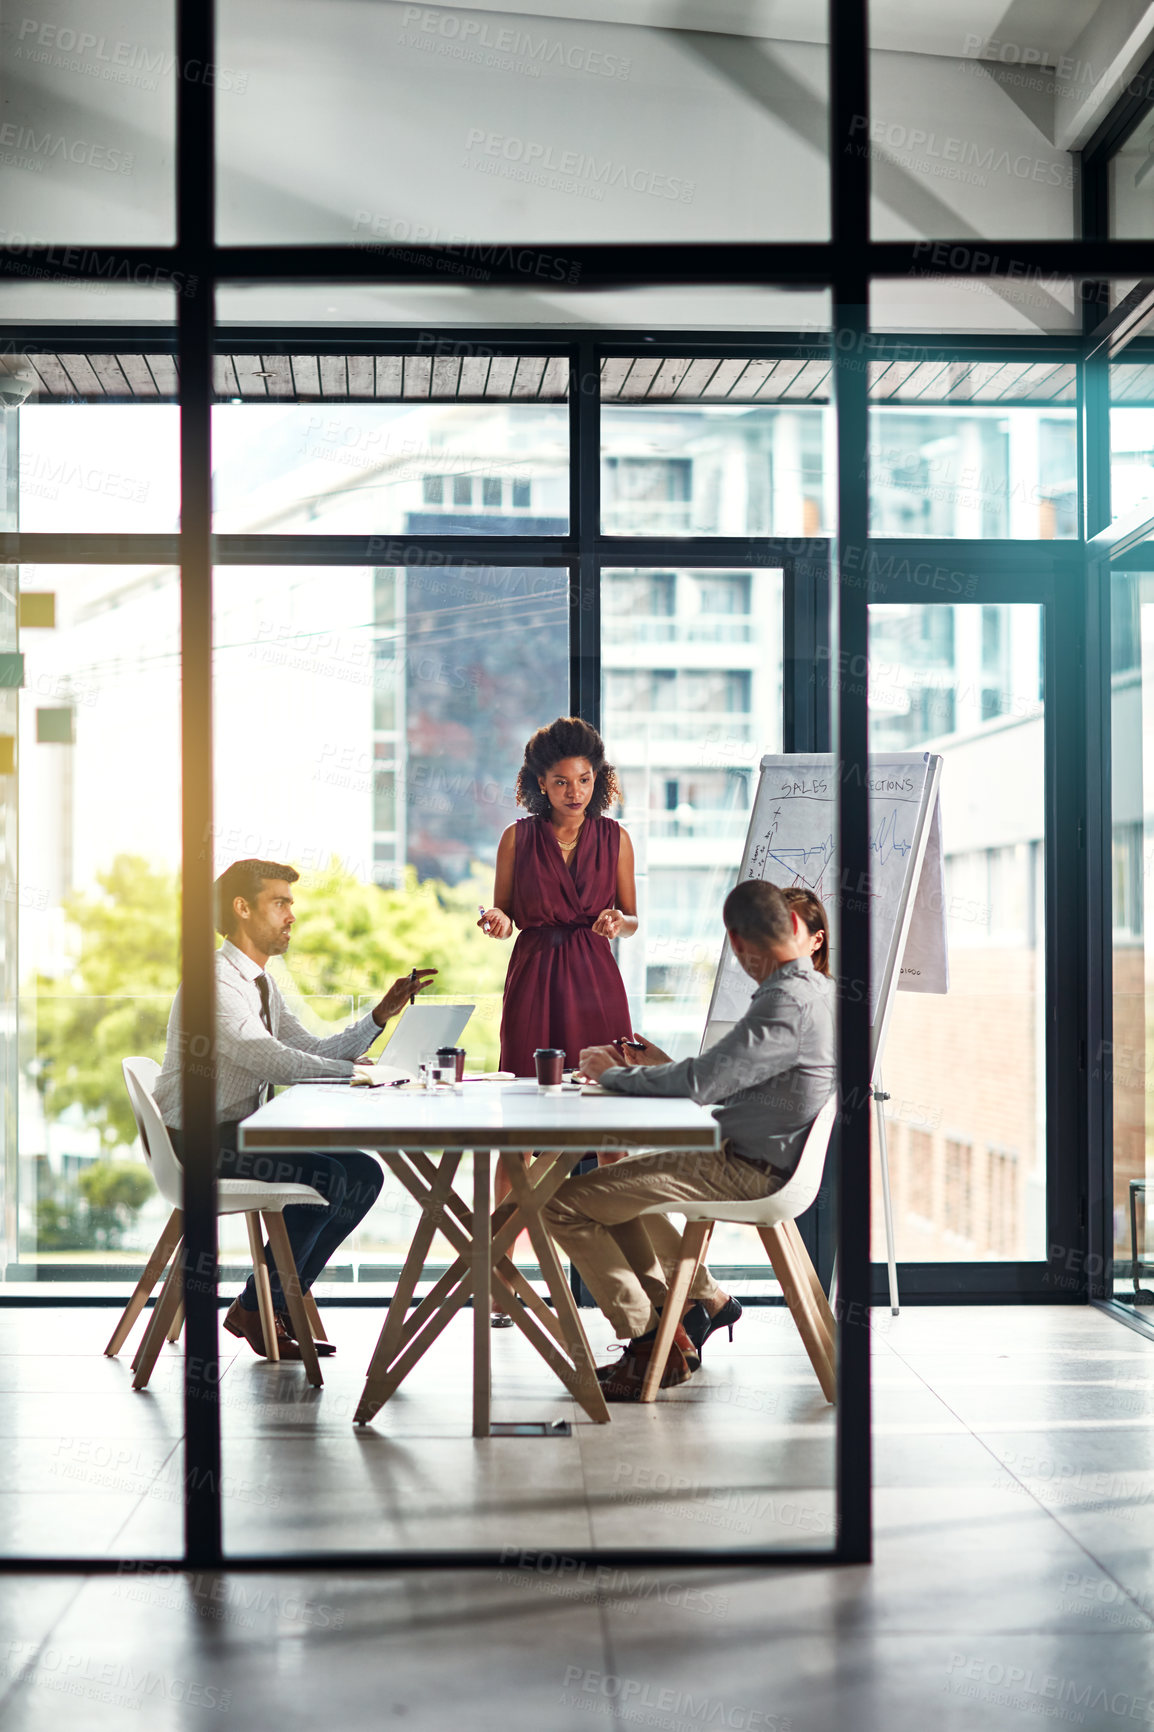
[746,797,915,900]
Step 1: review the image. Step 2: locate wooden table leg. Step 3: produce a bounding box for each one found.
[376,1153,462,1372]
[356,1263,475,1423]
[472,1149,491,1438]
[503,1154,610,1424]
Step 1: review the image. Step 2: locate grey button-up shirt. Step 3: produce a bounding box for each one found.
[153,939,380,1129]
[600,956,836,1178]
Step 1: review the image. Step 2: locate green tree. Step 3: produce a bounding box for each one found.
[78,1160,155,1248]
[33,855,180,1149]
[31,1160,155,1252]
[278,861,509,1069]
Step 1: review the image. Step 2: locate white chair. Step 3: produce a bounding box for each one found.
[636,1096,839,1404]
[105,1057,330,1389]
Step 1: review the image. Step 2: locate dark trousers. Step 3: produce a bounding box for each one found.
[169,1121,384,1313]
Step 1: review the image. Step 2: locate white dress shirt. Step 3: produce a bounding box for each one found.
[153,939,380,1129]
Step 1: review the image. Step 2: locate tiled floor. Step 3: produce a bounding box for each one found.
[0,1302,1152,1727]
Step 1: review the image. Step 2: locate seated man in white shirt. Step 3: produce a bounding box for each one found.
[154,858,436,1360]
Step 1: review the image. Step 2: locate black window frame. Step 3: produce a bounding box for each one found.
[7,0,1154,1575]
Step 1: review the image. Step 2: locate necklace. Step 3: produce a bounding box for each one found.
[555,819,585,853]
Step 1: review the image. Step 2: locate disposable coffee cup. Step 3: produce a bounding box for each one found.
[534,1047,565,1091]
[437,1046,466,1081]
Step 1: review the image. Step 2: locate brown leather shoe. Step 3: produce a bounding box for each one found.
[223,1299,302,1360]
[275,1309,336,1355]
[598,1336,694,1401]
[597,1321,698,1382]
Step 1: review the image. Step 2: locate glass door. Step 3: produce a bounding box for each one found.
[867,599,1047,1265]
[1109,570,1154,1303]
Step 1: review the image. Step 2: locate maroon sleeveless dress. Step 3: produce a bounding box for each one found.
[499,814,633,1077]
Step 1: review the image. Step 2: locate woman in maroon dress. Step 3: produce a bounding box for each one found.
[479,716,637,1076]
[479,718,637,1325]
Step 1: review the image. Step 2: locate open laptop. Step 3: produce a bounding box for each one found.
[371,1002,474,1081]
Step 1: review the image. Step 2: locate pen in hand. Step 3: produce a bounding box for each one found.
[409,967,418,1006]
[477,902,490,934]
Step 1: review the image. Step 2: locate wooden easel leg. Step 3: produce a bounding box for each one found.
[874,1078,901,1315]
[105,1208,183,1357]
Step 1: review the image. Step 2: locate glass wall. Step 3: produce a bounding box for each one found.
[1111,365,1154,526]
[601,567,783,1056]
[213,560,567,1284]
[870,406,1077,538]
[867,600,1047,1263]
[18,565,182,1283]
[212,400,568,537]
[601,405,830,536]
[1110,571,1154,1299]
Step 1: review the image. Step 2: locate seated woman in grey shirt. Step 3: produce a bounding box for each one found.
[543,878,836,1402]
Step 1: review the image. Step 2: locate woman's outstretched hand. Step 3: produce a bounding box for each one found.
[592,908,624,938]
[478,907,513,939]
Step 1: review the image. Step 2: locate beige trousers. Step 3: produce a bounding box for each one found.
[542,1146,780,1341]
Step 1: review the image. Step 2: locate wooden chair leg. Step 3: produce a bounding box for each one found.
[777,1225,836,1395]
[244,1211,279,1363]
[759,1224,837,1404]
[263,1212,322,1388]
[640,1220,713,1403]
[166,1302,184,1343]
[303,1292,327,1342]
[105,1208,183,1357]
[132,1245,184,1390]
[781,1219,837,1346]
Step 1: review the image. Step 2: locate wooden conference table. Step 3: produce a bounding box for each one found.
[238,1079,721,1435]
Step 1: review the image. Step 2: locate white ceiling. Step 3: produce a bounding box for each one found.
[375,0,1104,59]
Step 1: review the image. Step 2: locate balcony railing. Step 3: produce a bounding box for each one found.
[602,616,753,646]
[644,810,750,841]
[603,710,754,743]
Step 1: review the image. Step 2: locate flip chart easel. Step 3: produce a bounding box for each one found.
[702,752,948,1314]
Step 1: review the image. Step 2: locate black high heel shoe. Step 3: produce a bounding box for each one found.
[683,1296,743,1356]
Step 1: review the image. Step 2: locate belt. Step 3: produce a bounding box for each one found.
[525,923,595,948]
[725,1139,785,1181]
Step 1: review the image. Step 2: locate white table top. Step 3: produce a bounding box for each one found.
[238,1079,721,1153]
